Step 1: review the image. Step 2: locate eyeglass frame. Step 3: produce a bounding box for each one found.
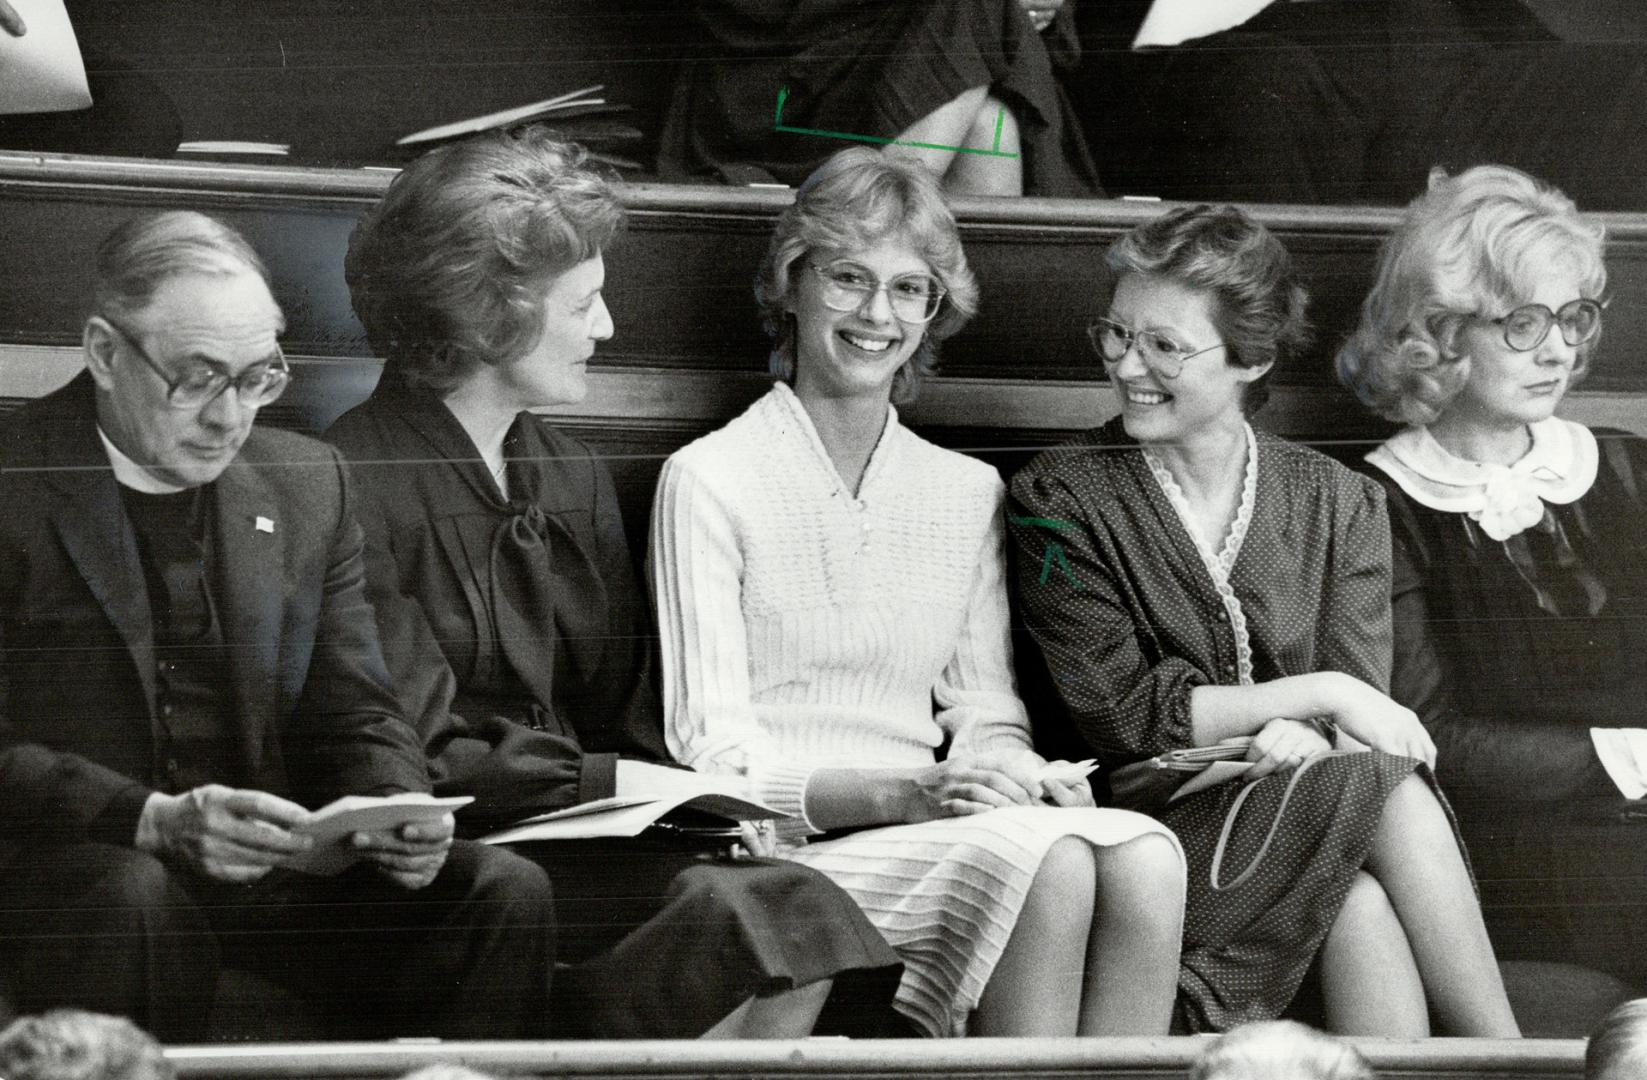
[805,261,948,324]
[1086,315,1227,380]
[1484,297,1608,353]
[99,316,292,410]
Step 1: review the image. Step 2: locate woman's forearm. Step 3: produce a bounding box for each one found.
[1189,673,1338,745]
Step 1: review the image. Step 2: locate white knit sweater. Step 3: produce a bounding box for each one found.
[649,383,1033,835]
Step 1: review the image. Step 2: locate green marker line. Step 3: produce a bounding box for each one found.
[1008,513,1078,532]
[772,87,1020,160]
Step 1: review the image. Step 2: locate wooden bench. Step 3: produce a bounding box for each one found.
[1,151,1642,1044]
[161,1036,1585,1080]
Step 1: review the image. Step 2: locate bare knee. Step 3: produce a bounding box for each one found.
[1092,833,1184,922]
[1028,836,1098,913]
[970,94,1018,141]
[1334,871,1397,934]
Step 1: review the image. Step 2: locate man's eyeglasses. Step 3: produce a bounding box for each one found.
[1487,298,1606,352]
[103,318,291,410]
[807,261,947,324]
[1087,316,1226,380]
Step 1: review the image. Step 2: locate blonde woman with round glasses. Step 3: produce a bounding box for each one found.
[1339,164,1647,990]
[651,147,1186,1039]
[1011,203,1518,1036]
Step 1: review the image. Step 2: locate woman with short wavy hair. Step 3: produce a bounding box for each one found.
[1012,203,1517,1035]
[329,127,901,1039]
[1339,164,1647,989]
[652,147,1187,1039]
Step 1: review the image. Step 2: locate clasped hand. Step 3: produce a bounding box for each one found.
[908,749,1095,821]
[143,784,453,889]
[1244,718,1334,780]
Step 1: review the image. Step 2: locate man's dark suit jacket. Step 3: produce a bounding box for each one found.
[0,372,430,864]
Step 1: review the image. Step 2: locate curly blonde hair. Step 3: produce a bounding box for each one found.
[1336,165,1606,426]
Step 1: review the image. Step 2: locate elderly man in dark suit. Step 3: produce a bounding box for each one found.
[0,210,555,1042]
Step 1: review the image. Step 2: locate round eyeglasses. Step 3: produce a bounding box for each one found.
[807,261,947,324]
[1086,316,1226,380]
[104,318,291,410]
[1488,298,1606,352]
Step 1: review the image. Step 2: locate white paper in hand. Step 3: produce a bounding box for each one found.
[0,0,91,115]
[282,793,473,877]
[1132,0,1277,48]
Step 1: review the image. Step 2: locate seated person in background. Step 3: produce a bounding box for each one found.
[650,146,1186,1039]
[0,1011,172,1080]
[656,0,1097,197]
[1190,1020,1374,1080]
[1074,0,1647,209]
[1009,204,1518,1036]
[0,211,555,1042]
[1338,164,1647,991]
[328,127,900,1040]
[1588,1000,1647,1080]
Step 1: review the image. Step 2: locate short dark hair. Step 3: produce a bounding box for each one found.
[1106,204,1310,415]
[0,1010,175,1080]
[345,127,624,393]
[754,147,979,405]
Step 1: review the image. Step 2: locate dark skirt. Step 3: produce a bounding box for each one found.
[657,0,1100,196]
[515,837,902,1038]
[1455,797,1647,992]
[1162,750,1429,1032]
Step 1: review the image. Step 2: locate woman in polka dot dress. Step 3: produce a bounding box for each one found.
[1008,204,1519,1036]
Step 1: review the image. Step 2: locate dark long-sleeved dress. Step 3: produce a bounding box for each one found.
[1371,423,1647,989]
[656,0,1100,196]
[1009,419,1431,1032]
[325,374,899,1037]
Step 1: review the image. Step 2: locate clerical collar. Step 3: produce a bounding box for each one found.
[96,427,191,495]
[1366,416,1598,541]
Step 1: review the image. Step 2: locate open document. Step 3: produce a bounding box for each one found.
[480,760,788,844]
[0,0,91,115]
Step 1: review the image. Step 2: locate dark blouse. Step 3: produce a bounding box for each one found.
[326,377,669,834]
[1378,429,1647,807]
[1009,419,1393,767]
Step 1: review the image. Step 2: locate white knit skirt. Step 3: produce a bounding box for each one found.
[782,805,1182,1037]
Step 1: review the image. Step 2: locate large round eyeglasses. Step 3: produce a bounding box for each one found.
[807,261,947,324]
[104,318,291,410]
[1086,316,1226,380]
[1489,298,1606,352]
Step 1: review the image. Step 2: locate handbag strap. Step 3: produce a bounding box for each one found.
[1208,752,1332,892]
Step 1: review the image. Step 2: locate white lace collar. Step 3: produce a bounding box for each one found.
[1366,417,1598,541]
[1142,424,1260,684]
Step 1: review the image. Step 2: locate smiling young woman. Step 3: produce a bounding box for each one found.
[1010,203,1519,1037]
[1340,164,1647,990]
[650,147,1189,1039]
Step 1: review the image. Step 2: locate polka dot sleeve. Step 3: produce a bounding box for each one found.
[1315,474,1394,693]
[1007,465,1203,762]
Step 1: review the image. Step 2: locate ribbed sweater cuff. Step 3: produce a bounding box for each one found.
[751,762,819,837]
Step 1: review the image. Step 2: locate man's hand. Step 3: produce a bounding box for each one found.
[0,1,26,38]
[351,812,454,890]
[139,785,314,883]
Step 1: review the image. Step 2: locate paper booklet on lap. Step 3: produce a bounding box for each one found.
[281,793,474,876]
[480,760,788,844]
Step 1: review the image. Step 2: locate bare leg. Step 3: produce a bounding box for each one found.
[699,979,833,1039]
[1078,832,1182,1035]
[1320,871,1428,1037]
[974,836,1096,1035]
[1365,774,1521,1036]
[946,94,1024,197]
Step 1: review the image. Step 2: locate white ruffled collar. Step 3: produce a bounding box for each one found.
[1366,417,1598,541]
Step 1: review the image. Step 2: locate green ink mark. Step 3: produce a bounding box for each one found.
[1008,513,1078,532]
[1039,543,1081,589]
[773,86,1021,160]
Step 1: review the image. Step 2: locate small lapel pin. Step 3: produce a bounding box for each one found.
[255,516,275,534]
